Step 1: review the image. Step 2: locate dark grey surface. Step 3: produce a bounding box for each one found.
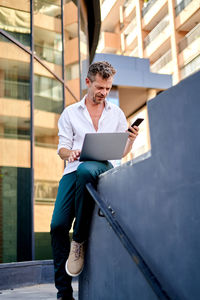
[0,260,54,290]
[0,281,78,300]
[79,71,200,300]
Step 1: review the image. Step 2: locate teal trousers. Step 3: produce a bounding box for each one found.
[50,161,113,299]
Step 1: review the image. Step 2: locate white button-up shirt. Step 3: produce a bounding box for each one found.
[57,95,127,175]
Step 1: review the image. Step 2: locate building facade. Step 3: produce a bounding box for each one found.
[98,0,200,84]
[0,0,100,263]
[97,0,199,160]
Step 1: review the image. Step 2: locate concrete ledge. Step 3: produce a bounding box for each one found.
[0,260,54,290]
[81,53,172,90]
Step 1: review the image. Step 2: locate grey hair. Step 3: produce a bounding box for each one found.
[87,61,116,82]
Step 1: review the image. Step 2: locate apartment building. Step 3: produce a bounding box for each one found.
[99,0,200,84]
[97,0,199,159]
[0,0,100,263]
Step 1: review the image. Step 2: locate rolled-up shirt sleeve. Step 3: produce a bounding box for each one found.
[57,109,73,154]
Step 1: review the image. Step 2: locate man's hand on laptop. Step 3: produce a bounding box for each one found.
[127,126,139,143]
[68,149,81,163]
[59,148,81,161]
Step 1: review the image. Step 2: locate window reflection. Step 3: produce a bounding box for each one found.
[0,33,31,263]
[64,0,80,105]
[80,5,88,63]
[34,74,63,114]
[33,56,64,259]
[0,4,30,46]
[34,60,63,149]
[66,63,79,81]
[0,0,91,263]
[34,0,62,71]
[34,0,61,18]
[0,34,30,142]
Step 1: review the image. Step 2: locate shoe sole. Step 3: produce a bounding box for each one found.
[65,259,84,277]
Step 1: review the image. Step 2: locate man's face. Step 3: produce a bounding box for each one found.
[86,74,113,104]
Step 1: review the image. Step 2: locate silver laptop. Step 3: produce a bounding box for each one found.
[79,132,129,161]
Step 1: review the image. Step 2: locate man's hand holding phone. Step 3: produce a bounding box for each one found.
[127,118,144,142]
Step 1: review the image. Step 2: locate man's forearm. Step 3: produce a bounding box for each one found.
[123,125,139,157]
[59,147,81,162]
[123,139,134,157]
[59,148,73,160]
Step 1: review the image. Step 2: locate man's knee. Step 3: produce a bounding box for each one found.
[51,220,63,234]
[50,218,71,235]
[76,162,98,181]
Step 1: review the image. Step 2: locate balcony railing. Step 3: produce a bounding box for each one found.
[123,0,134,7]
[34,44,62,65]
[175,0,193,16]
[0,132,30,140]
[1,80,30,100]
[130,47,138,57]
[142,0,159,17]
[34,94,63,114]
[101,0,117,21]
[124,0,136,18]
[144,15,169,48]
[0,31,30,47]
[181,54,200,79]
[151,49,172,72]
[125,30,137,47]
[124,18,137,35]
[178,23,200,53]
[35,141,57,149]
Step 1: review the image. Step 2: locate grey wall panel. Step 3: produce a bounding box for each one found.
[79,71,200,300]
[80,206,156,300]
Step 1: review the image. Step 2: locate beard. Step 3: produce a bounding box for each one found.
[92,94,105,104]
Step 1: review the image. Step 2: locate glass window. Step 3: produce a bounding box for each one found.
[80,3,89,96]
[33,59,64,259]
[34,73,63,114]
[0,33,31,263]
[34,0,61,18]
[0,0,91,264]
[64,0,80,105]
[34,0,62,73]
[0,3,30,47]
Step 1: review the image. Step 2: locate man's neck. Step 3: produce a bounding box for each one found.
[85,95,105,110]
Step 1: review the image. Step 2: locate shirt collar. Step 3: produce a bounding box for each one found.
[78,95,112,111]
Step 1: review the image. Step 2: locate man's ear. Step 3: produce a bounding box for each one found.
[85,77,90,87]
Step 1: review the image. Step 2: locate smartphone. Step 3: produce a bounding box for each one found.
[128,118,144,132]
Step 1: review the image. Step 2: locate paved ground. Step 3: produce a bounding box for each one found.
[0,281,78,300]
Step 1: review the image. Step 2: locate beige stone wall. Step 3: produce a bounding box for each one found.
[34,203,54,233]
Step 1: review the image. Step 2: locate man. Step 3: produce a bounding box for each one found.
[50,61,139,300]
